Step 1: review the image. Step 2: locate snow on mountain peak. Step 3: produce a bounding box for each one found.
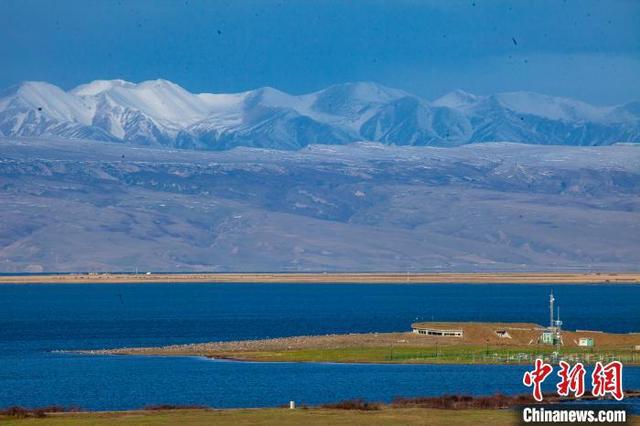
[0,79,638,149]
[245,86,298,108]
[1,81,93,125]
[309,81,409,120]
[611,101,640,122]
[73,79,212,126]
[318,81,408,103]
[71,79,136,96]
[492,91,612,123]
[433,90,482,109]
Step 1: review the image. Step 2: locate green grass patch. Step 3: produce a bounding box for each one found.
[219,345,640,365]
[0,408,522,426]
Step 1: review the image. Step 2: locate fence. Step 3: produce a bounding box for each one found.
[385,350,640,365]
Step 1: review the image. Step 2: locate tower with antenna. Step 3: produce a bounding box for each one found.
[541,290,562,346]
[549,290,555,329]
[554,305,563,347]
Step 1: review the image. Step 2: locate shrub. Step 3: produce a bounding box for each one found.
[320,399,380,411]
[392,393,537,410]
[143,404,208,411]
[0,405,73,418]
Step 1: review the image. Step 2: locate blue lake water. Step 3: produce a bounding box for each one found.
[0,283,638,410]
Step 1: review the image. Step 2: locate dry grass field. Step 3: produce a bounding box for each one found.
[1,407,638,426]
[0,407,552,426]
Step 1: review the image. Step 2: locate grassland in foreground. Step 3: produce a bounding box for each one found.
[2,395,639,425]
[1,408,638,426]
[0,408,575,426]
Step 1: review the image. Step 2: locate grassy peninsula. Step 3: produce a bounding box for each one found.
[80,322,640,365]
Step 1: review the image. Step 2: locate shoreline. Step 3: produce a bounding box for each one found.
[74,352,640,367]
[1,272,640,285]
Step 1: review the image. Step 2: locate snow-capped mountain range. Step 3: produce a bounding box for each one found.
[1,79,639,150]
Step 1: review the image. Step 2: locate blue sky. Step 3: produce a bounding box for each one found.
[1,0,638,104]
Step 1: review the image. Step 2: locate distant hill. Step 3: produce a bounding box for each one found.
[1,80,638,149]
[1,137,639,272]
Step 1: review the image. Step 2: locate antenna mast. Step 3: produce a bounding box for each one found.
[549,291,555,329]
